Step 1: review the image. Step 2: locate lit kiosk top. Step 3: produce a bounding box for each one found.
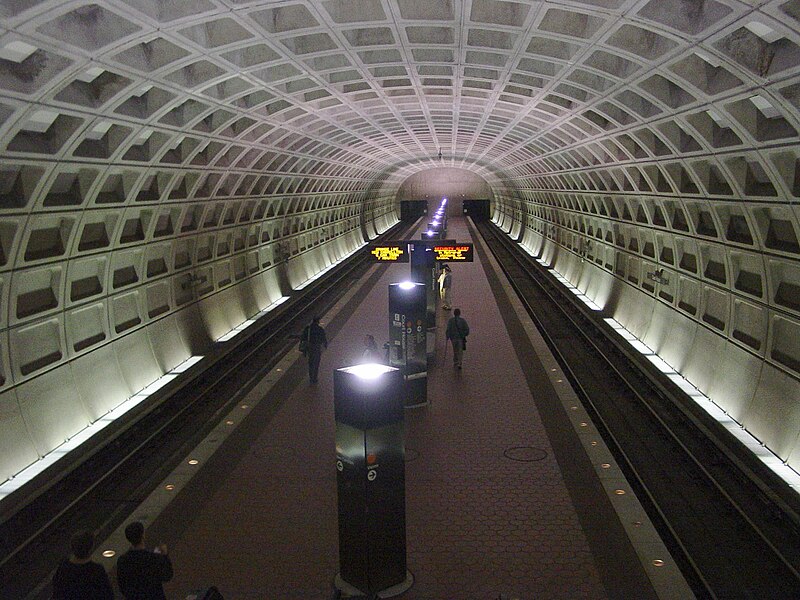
[333,365,413,598]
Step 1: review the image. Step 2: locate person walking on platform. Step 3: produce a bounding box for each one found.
[439,264,453,310]
[360,334,382,363]
[445,308,470,369]
[301,316,328,384]
[116,521,173,600]
[52,530,114,600]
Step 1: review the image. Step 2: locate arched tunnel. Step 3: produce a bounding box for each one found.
[1,0,799,537]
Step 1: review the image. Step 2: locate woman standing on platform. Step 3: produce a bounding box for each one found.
[360,334,382,363]
[439,264,453,310]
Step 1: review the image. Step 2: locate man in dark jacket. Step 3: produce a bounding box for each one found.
[116,521,173,600]
[445,308,470,369]
[301,316,328,384]
[52,530,114,599]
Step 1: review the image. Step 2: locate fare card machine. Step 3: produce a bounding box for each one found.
[410,241,437,331]
[334,365,413,597]
[388,282,427,407]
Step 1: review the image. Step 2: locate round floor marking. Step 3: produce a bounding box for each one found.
[503,446,548,462]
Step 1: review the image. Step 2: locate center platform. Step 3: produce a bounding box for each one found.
[99,216,690,599]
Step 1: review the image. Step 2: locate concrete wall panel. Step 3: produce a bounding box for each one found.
[235,277,261,318]
[10,317,67,384]
[147,314,191,374]
[198,289,239,341]
[683,327,728,395]
[642,302,679,356]
[173,305,211,356]
[656,312,698,375]
[0,389,39,482]
[260,269,283,306]
[707,343,761,423]
[16,365,88,459]
[70,343,131,420]
[586,267,615,308]
[745,365,800,462]
[612,286,656,340]
[112,329,162,396]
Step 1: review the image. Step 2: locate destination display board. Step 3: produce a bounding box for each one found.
[432,243,474,262]
[369,244,409,262]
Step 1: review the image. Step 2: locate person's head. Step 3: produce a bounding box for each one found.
[312,316,320,324]
[70,530,95,561]
[453,308,461,316]
[364,334,375,347]
[124,521,145,547]
[444,265,451,272]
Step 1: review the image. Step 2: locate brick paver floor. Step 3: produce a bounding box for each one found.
[157,217,641,599]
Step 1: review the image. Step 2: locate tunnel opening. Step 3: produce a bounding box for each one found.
[396,167,494,221]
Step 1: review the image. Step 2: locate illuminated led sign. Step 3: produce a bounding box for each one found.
[369,244,409,262]
[432,243,474,262]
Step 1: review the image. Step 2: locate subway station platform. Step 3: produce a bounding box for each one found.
[96,217,691,600]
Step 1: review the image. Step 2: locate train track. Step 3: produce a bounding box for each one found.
[0,220,415,599]
[476,220,800,599]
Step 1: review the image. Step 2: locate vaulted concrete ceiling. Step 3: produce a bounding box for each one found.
[3,0,798,194]
[2,1,800,484]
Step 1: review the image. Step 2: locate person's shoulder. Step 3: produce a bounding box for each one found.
[86,561,110,579]
[118,548,148,562]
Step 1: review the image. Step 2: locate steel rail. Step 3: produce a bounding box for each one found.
[1,219,416,599]
[475,220,800,598]
[474,221,713,597]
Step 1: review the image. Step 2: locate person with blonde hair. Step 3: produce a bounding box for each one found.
[438,264,453,310]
